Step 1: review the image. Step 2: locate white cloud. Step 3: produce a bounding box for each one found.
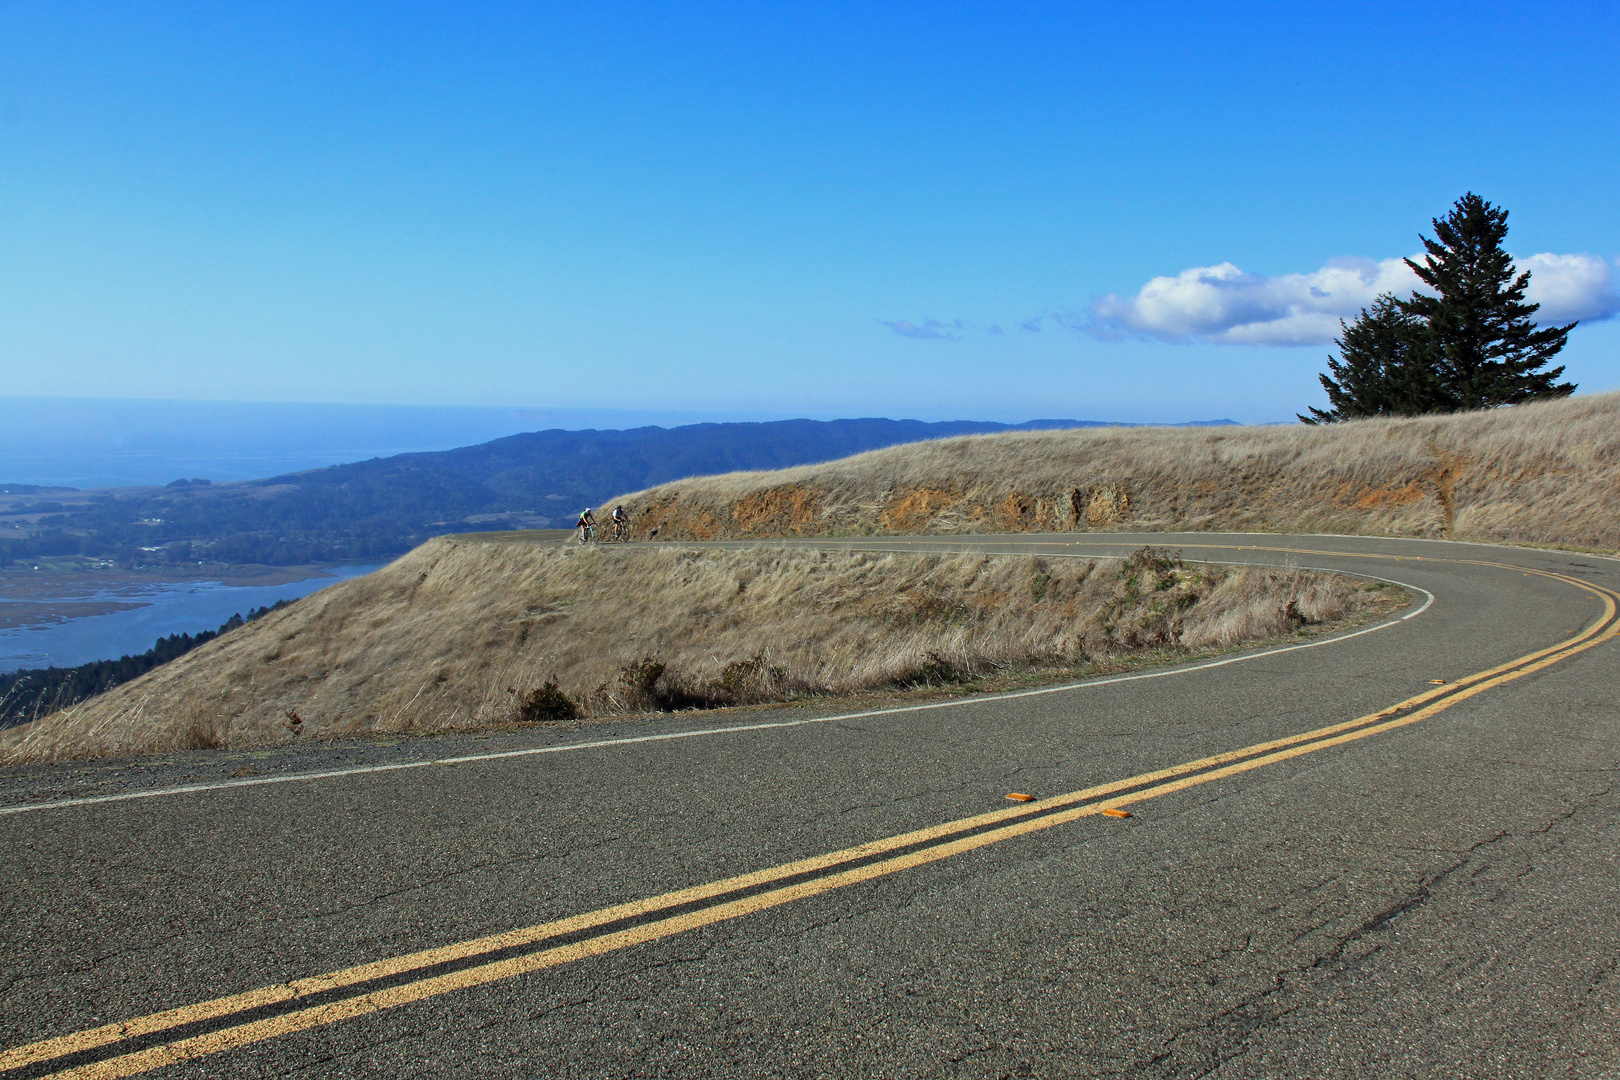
[881,317,966,340]
[1519,252,1620,324]
[1089,252,1619,346]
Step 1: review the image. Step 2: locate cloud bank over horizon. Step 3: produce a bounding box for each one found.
[1086,252,1620,346]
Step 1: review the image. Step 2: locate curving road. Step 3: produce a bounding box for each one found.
[2,532,1618,1079]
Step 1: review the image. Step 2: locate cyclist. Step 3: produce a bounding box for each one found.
[611,505,628,541]
[576,508,596,544]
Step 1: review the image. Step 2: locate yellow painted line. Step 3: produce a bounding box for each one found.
[12,573,1617,1078]
[37,599,1620,1080]
[28,626,1583,1076]
[2,682,1439,1074]
[1111,620,1620,815]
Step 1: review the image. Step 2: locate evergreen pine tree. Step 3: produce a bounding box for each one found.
[1399,193,1576,409]
[1298,294,1441,424]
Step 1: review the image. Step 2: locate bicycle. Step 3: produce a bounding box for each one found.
[576,523,595,545]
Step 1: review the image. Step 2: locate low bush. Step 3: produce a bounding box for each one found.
[515,680,580,722]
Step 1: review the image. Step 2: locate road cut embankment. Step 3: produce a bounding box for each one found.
[0,542,1393,763]
[610,392,1620,551]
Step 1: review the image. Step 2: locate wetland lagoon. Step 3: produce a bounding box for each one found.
[0,564,380,672]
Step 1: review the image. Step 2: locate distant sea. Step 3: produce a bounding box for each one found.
[0,398,771,490]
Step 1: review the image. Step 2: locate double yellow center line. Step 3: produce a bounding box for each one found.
[5,566,1616,1080]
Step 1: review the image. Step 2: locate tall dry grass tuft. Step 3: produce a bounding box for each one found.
[0,541,1385,764]
[607,392,1620,551]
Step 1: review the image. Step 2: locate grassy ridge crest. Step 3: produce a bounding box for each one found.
[608,393,1620,552]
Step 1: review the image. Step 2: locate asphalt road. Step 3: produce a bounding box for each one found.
[2,532,1618,1079]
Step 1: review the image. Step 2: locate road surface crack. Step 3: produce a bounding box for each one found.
[1152,786,1613,1076]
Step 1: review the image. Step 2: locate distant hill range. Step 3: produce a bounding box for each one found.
[0,416,1235,568]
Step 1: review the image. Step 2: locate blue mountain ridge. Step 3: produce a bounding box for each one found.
[2,416,1235,568]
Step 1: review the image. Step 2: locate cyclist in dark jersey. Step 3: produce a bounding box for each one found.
[611,505,628,540]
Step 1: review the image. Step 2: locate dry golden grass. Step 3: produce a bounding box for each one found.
[614,392,1620,550]
[0,541,1386,764]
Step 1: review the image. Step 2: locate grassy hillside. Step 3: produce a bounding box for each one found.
[0,539,1385,764]
[612,393,1620,552]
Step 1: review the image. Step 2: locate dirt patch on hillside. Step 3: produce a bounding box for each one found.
[1428,442,1468,534]
[996,491,1037,530]
[1347,482,1428,510]
[636,496,725,541]
[879,487,961,532]
[1085,485,1132,526]
[731,484,823,536]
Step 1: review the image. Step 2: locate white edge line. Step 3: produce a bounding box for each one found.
[0,563,1434,817]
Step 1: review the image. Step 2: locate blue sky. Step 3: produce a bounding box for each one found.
[3,1,1617,424]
